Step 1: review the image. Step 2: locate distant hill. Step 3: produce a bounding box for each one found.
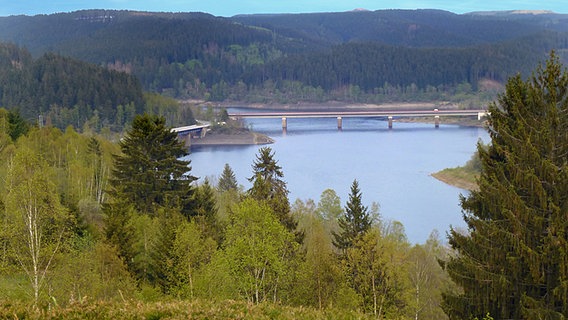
[0,9,566,105]
[0,42,144,131]
[232,9,568,47]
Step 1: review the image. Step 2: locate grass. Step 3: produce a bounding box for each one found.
[432,147,483,191]
[432,166,479,191]
[0,298,372,319]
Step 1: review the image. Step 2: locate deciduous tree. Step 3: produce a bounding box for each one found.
[3,146,71,305]
[223,197,295,303]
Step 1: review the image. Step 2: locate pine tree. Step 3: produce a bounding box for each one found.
[332,179,371,251]
[217,163,238,192]
[107,114,196,216]
[248,147,297,234]
[443,52,568,319]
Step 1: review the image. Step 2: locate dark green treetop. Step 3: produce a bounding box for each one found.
[248,147,297,235]
[443,52,568,319]
[108,114,197,216]
[218,163,238,192]
[332,179,371,251]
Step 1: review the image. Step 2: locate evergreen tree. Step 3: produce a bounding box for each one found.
[248,147,297,235]
[7,109,29,141]
[443,52,568,319]
[217,163,238,192]
[332,179,371,251]
[107,114,196,217]
[194,178,221,241]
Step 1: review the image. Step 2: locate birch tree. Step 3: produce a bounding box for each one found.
[223,198,295,303]
[4,146,70,305]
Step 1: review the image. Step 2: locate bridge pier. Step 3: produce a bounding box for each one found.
[282,117,287,130]
[177,133,191,148]
[337,116,342,130]
[434,115,440,128]
[388,116,393,129]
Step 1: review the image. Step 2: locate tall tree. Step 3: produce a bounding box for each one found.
[443,52,568,319]
[223,197,295,303]
[248,147,297,235]
[217,163,238,192]
[3,146,70,306]
[107,114,196,216]
[316,188,343,221]
[332,179,371,251]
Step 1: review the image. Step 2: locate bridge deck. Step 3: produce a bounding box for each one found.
[228,109,487,119]
[171,124,210,133]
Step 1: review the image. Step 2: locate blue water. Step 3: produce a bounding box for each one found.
[184,113,489,244]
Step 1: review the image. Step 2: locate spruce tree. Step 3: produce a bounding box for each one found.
[107,114,196,217]
[443,52,568,319]
[248,147,297,234]
[332,179,371,251]
[217,163,238,192]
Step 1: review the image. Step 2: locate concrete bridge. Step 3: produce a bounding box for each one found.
[172,123,210,147]
[229,109,488,129]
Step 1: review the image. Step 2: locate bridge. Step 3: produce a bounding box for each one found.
[229,109,488,129]
[172,123,210,147]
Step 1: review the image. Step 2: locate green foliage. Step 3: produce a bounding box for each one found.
[3,145,72,305]
[0,298,375,319]
[0,44,144,132]
[169,220,216,299]
[217,163,238,193]
[332,179,371,251]
[345,229,411,317]
[407,231,453,320]
[293,203,343,309]
[49,240,136,305]
[248,147,298,237]
[443,52,568,319]
[222,198,296,303]
[6,109,29,141]
[143,92,196,128]
[2,11,565,106]
[108,114,196,217]
[193,179,222,242]
[316,188,343,221]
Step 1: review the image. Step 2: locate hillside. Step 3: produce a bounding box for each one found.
[0,42,145,131]
[0,9,566,106]
[232,9,567,47]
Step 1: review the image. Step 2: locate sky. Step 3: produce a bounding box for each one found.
[0,0,566,17]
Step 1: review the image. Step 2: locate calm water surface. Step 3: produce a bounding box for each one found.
[184,112,489,244]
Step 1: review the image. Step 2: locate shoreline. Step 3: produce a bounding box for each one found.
[190,100,486,147]
[190,131,274,147]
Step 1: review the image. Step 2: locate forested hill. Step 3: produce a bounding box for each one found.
[0,9,567,105]
[232,9,568,47]
[0,43,144,131]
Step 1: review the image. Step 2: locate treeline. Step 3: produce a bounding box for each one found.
[0,43,196,132]
[0,43,144,131]
[0,112,453,319]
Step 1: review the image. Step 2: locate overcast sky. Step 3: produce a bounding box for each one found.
[1,0,566,17]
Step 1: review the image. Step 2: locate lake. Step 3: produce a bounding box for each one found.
[184,112,489,244]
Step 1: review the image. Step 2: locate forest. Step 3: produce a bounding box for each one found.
[1,53,568,319]
[1,7,568,319]
[0,9,566,108]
